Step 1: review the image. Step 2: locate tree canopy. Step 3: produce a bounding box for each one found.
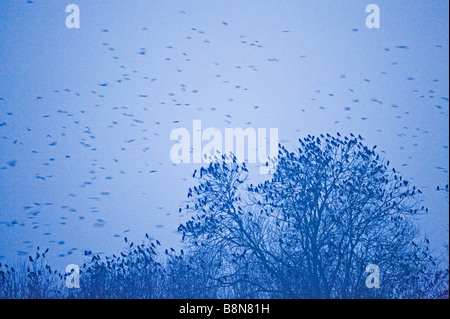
[178,134,447,298]
[0,135,447,299]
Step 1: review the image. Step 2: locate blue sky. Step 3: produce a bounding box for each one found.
[0,0,448,270]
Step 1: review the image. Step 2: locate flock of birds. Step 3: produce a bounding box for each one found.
[0,2,448,265]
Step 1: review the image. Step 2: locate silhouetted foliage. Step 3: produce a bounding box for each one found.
[178,134,448,298]
[0,135,447,299]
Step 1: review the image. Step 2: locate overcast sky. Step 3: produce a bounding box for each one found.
[0,0,448,270]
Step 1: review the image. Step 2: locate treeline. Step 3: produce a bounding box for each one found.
[1,135,448,299]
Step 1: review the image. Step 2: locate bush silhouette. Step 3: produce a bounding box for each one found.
[0,135,448,299]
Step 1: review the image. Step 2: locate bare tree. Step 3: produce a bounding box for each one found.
[179,134,444,298]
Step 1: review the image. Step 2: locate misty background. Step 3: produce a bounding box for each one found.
[0,0,448,271]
